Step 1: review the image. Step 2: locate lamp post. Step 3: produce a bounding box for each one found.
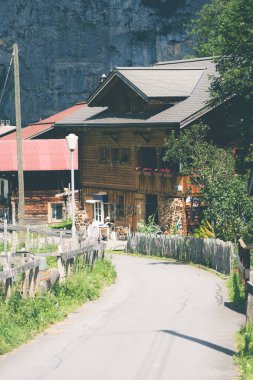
[66,133,78,243]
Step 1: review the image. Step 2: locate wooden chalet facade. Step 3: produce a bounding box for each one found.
[55,58,220,233]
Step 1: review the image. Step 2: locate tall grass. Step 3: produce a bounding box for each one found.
[236,323,253,380]
[0,258,116,354]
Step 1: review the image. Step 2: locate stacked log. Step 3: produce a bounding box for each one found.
[158,196,183,233]
[75,209,90,231]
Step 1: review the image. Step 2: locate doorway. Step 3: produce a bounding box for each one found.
[145,194,158,224]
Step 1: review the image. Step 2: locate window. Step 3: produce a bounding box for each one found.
[99,147,107,163]
[111,148,120,163]
[138,147,157,168]
[111,148,130,164]
[116,195,125,219]
[51,203,63,220]
[94,201,104,223]
[120,148,130,164]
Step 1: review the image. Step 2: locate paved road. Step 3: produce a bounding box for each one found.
[0,254,244,380]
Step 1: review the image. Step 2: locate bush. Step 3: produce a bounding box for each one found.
[50,219,72,230]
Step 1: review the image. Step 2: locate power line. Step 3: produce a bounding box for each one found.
[0,54,13,108]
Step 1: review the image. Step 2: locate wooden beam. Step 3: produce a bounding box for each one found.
[133,131,151,143]
[103,132,119,143]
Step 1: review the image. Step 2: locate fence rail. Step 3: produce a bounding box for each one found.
[126,233,233,274]
[0,221,105,299]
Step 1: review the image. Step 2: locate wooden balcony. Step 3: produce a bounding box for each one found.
[135,172,178,194]
[134,172,200,195]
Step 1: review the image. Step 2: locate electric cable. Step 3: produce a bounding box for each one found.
[0,54,13,109]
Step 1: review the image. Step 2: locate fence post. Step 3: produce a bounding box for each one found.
[247,271,253,322]
[25,226,30,251]
[28,265,34,297]
[3,219,7,254]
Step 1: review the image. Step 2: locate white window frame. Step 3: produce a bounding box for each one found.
[94,201,104,223]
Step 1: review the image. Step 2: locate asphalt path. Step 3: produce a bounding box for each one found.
[0,254,244,380]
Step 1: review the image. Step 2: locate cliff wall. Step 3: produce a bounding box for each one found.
[0,0,209,125]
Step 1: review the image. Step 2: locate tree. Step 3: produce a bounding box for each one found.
[191,0,253,164]
[164,124,253,241]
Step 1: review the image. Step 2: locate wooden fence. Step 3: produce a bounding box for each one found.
[0,222,105,299]
[0,222,74,253]
[238,239,253,322]
[126,233,233,274]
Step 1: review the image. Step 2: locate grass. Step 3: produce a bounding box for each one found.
[0,258,116,355]
[227,271,246,305]
[235,323,253,380]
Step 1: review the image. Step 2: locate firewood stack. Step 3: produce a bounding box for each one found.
[158,197,183,233]
[75,210,90,231]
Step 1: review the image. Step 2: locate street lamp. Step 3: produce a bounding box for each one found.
[66,133,78,242]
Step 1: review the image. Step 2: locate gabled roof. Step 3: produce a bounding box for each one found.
[87,64,205,104]
[115,68,204,98]
[56,57,217,129]
[0,140,78,171]
[1,102,87,140]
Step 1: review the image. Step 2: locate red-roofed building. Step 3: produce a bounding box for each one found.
[0,103,85,224]
[2,102,87,140]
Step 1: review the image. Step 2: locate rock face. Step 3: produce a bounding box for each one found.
[0,0,209,125]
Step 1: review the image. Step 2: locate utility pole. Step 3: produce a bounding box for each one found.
[13,43,25,226]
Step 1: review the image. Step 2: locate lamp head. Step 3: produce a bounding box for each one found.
[66,133,78,151]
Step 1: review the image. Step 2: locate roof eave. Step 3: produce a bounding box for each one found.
[56,121,179,129]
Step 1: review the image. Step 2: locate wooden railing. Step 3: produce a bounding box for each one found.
[127,233,233,274]
[238,239,253,322]
[0,222,105,299]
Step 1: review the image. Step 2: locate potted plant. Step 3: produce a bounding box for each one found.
[143,167,153,176]
[135,166,142,175]
[154,168,163,176]
[163,168,172,177]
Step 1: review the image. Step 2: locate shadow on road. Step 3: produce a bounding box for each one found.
[148,261,184,266]
[224,301,246,315]
[160,330,235,356]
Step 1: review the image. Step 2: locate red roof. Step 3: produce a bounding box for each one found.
[1,102,87,140]
[0,140,78,171]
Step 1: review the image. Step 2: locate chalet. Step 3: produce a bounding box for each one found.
[53,57,223,233]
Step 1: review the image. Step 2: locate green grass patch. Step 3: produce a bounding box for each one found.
[227,271,246,305]
[235,323,253,380]
[0,258,116,355]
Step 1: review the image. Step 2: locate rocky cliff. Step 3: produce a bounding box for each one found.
[0,0,209,125]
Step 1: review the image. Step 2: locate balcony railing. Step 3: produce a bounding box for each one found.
[135,167,177,193]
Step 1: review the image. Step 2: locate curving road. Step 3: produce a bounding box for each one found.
[0,254,244,380]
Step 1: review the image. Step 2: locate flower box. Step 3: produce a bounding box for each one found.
[143,172,152,176]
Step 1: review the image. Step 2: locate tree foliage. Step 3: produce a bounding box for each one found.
[191,0,253,165]
[164,124,253,241]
